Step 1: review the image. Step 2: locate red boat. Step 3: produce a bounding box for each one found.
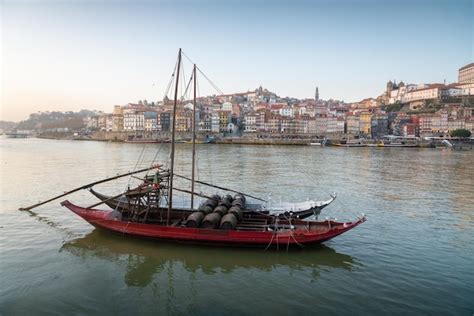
[61,200,366,248]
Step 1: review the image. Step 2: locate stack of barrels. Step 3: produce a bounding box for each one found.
[185,194,246,230]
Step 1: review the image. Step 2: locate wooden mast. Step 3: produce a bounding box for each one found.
[191,64,197,210]
[167,48,181,224]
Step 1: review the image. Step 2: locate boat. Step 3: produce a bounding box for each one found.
[21,49,365,249]
[309,138,327,146]
[204,137,216,144]
[124,138,170,144]
[5,133,28,138]
[61,200,365,248]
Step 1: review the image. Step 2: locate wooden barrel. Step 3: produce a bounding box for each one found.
[198,205,213,215]
[186,211,204,228]
[228,206,243,221]
[220,213,238,230]
[202,213,222,229]
[211,194,221,201]
[213,205,228,216]
[219,197,233,209]
[234,194,246,205]
[204,198,218,209]
[231,199,245,208]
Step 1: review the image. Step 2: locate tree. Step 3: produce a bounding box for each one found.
[450,129,472,138]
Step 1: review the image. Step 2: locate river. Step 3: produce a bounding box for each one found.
[1,137,473,315]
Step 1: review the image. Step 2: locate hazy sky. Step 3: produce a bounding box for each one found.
[1,0,472,121]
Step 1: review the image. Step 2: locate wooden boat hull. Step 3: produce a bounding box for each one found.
[61,200,365,248]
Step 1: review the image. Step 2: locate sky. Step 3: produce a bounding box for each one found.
[1,0,472,122]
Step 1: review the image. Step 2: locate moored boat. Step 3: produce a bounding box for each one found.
[124,138,170,144]
[61,200,365,248]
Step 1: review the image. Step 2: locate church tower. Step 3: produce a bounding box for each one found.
[315,87,319,101]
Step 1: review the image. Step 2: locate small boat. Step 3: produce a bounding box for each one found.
[309,138,327,146]
[5,133,28,138]
[204,136,216,144]
[124,138,170,144]
[382,143,418,148]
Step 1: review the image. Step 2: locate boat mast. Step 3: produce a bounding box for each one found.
[191,64,197,210]
[168,48,182,223]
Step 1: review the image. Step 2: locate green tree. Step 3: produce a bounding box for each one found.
[450,129,472,138]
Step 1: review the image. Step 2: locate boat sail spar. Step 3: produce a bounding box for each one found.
[20,49,365,248]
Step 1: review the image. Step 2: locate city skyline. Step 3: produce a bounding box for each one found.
[1,0,472,122]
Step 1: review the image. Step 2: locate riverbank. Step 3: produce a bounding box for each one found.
[33,131,473,148]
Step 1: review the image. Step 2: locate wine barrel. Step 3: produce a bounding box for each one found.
[202,213,222,229]
[234,194,246,204]
[228,206,243,221]
[204,198,218,209]
[198,205,213,215]
[186,211,204,228]
[213,205,228,216]
[219,197,233,209]
[231,199,244,208]
[220,213,238,230]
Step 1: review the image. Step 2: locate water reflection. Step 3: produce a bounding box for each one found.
[61,229,359,288]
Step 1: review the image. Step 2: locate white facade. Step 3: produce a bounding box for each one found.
[211,112,220,133]
[123,110,145,131]
[279,107,294,117]
[403,87,441,103]
[222,102,232,111]
[244,114,257,132]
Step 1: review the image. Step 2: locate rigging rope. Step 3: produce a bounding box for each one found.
[182,51,224,96]
[163,56,179,100]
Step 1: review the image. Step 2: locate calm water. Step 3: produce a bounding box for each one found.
[1,138,473,315]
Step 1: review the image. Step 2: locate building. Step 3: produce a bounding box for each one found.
[219,110,231,132]
[105,114,113,132]
[112,106,124,132]
[86,116,99,130]
[200,114,212,132]
[123,110,145,131]
[459,63,474,84]
[326,115,340,134]
[401,123,418,137]
[144,111,159,131]
[346,114,360,135]
[159,112,171,132]
[279,107,293,117]
[314,115,328,135]
[243,113,257,132]
[403,84,443,104]
[371,114,389,138]
[211,112,220,133]
[359,112,373,136]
